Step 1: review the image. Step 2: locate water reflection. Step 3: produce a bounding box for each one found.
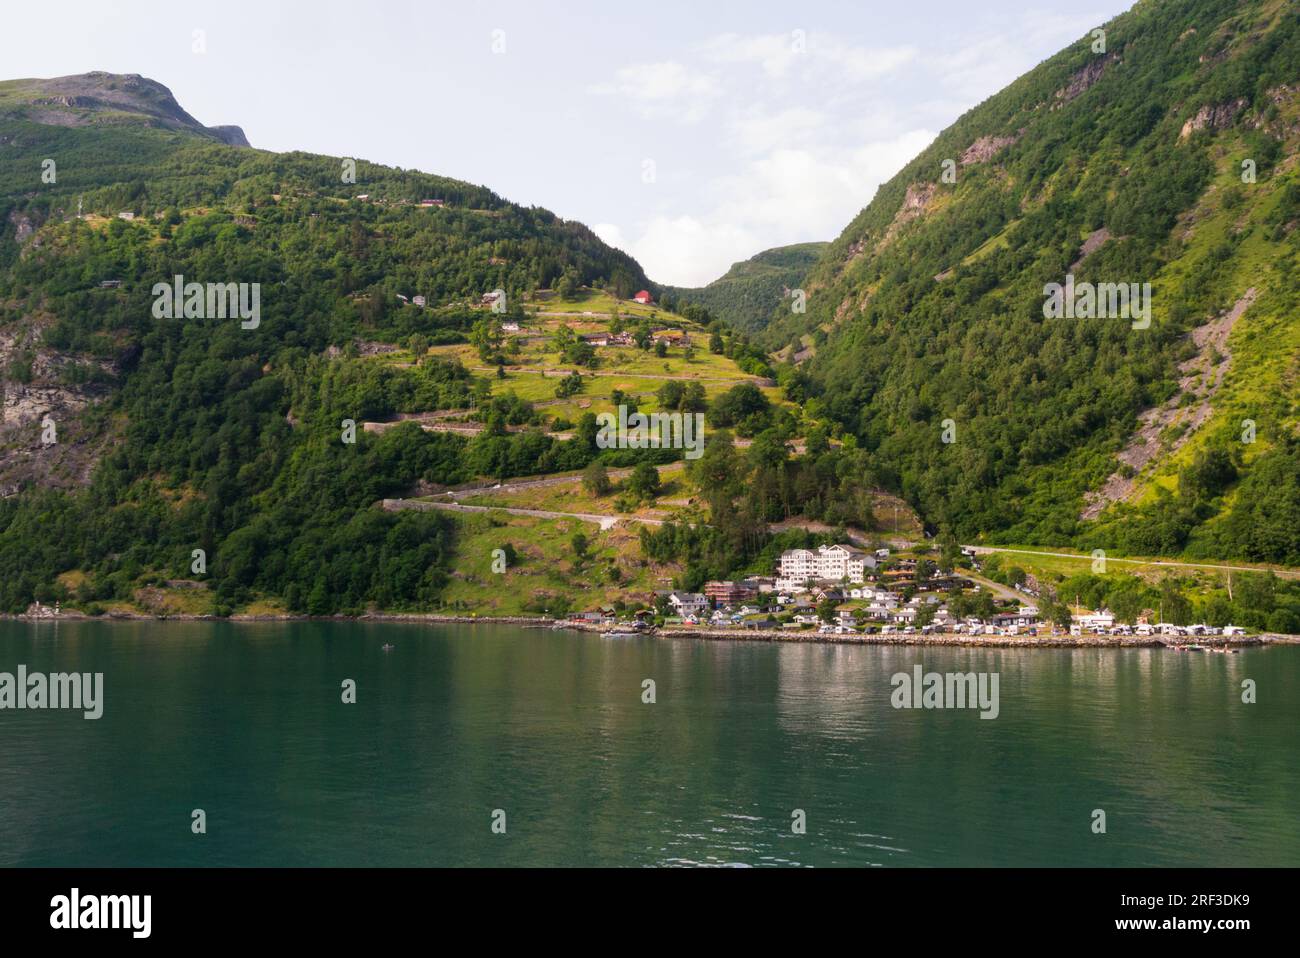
[0,622,1295,867]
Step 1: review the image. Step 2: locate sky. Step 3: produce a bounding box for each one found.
[6,0,1131,286]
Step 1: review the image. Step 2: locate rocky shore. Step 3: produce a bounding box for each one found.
[649,628,1277,648]
[560,623,1297,648]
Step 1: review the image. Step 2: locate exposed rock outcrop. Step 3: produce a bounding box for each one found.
[209,125,251,147]
[1053,54,1118,105]
[7,210,35,245]
[960,133,1019,166]
[881,182,938,246]
[1179,98,1247,140]
[0,325,118,497]
[1070,227,1114,271]
[1081,289,1257,519]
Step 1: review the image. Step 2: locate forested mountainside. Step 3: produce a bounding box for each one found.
[3,2,1300,628]
[768,0,1300,564]
[660,242,828,334]
[0,73,651,613]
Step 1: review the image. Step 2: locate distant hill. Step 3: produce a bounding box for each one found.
[659,242,828,333]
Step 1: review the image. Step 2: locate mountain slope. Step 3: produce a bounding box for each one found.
[0,72,652,614]
[661,242,827,334]
[0,72,250,145]
[778,0,1300,564]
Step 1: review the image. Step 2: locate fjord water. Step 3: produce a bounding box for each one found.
[1,620,1296,867]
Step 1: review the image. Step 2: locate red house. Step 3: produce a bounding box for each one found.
[633,290,653,305]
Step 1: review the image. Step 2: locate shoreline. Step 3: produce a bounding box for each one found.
[5,611,553,626]
[7,611,1298,647]
[646,627,1294,648]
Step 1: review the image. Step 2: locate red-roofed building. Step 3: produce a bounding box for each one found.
[633,290,653,305]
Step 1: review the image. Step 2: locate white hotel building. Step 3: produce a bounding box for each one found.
[776,544,876,593]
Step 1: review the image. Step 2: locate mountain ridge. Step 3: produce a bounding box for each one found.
[0,71,250,146]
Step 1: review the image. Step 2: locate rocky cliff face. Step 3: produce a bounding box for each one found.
[0,72,251,146]
[0,301,117,497]
[208,125,250,147]
[1178,98,1247,139]
[0,206,117,494]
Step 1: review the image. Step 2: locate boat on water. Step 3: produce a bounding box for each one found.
[604,630,640,639]
[382,643,395,651]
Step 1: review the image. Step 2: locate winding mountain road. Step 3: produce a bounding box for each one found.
[964,546,1300,580]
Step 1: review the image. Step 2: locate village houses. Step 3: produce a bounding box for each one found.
[776,544,876,592]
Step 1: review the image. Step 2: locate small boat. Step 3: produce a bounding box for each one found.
[605,630,640,639]
[382,643,395,651]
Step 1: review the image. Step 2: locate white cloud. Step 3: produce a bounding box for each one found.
[725,105,830,156]
[700,32,804,78]
[591,222,626,251]
[617,215,760,289]
[583,28,938,284]
[721,133,936,230]
[584,13,1109,286]
[921,10,1110,106]
[613,129,935,286]
[589,60,723,122]
[700,31,916,82]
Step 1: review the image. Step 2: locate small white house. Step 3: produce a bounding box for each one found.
[667,592,709,618]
